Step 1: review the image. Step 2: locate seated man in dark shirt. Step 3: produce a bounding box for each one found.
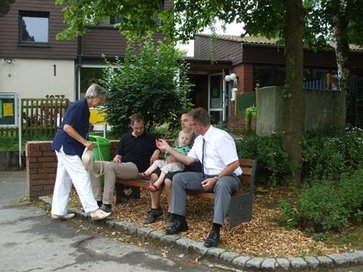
[91,113,160,213]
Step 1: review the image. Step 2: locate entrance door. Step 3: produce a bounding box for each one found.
[208,74,226,124]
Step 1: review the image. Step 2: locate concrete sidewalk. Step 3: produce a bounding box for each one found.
[2,171,363,271]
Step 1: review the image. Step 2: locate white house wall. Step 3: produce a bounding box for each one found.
[0,59,75,101]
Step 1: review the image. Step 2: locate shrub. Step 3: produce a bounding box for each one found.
[339,169,363,220]
[302,127,363,181]
[101,37,193,136]
[296,180,350,232]
[236,134,291,186]
[276,199,299,229]
[277,169,363,233]
[235,127,362,186]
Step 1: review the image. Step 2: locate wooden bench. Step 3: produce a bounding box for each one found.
[115,158,257,230]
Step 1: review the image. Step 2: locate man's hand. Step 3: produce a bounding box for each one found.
[201,176,218,191]
[156,139,171,152]
[84,140,94,150]
[113,154,122,163]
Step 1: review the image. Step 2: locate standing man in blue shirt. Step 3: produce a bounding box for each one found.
[156,107,242,247]
[51,83,111,221]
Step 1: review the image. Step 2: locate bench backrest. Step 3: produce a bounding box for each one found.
[239,158,257,193]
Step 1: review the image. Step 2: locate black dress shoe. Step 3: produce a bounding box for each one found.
[165,218,189,235]
[100,204,112,213]
[204,228,220,247]
[143,207,163,224]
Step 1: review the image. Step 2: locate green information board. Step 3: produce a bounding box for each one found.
[0,93,18,127]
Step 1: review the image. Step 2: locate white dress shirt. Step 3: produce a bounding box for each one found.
[188,126,242,176]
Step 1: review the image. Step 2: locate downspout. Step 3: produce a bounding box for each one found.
[75,35,82,100]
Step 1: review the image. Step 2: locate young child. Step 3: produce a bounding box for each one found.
[139,130,192,192]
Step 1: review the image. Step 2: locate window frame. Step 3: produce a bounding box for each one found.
[18,10,50,46]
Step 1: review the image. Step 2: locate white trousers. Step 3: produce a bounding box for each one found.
[51,147,98,215]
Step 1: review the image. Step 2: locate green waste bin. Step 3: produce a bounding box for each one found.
[88,135,110,162]
[88,135,110,186]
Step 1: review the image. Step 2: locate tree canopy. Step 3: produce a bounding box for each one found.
[0,0,15,17]
[55,0,174,41]
[55,0,310,184]
[304,0,363,124]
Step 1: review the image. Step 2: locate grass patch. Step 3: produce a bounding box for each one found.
[319,224,363,248]
[0,136,19,151]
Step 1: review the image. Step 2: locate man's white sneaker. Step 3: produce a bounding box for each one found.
[90,209,111,221]
[51,213,75,220]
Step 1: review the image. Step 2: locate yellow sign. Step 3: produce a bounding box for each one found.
[3,102,14,117]
[90,107,108,125]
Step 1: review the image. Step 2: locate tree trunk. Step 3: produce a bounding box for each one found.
[282,0,305,186]
[334,13,350,124]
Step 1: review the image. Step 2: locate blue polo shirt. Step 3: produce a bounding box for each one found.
[52,98,90,158]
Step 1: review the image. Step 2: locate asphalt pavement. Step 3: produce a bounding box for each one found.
[0,171,227,272]
[1,170,363,272]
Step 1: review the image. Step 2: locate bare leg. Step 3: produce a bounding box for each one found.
[153,171,166,189]
[142,162,158,176]
[149,173,161,209]
[164,178,172,213]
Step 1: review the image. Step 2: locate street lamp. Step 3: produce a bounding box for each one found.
[225,73,236,83]
[225,73,238,101]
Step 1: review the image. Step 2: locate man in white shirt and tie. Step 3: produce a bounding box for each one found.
[156,107,242,247]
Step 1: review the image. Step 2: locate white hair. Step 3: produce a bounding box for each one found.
[85,83,106,98]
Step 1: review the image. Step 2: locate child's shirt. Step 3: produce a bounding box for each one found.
[164,145,191,159]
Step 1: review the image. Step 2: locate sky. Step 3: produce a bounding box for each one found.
[177,22,245,57]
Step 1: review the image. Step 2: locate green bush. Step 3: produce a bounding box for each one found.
[277,199,299,229]
[237,127,363,186]
[296,180,350,232]
[339,169,363,220]
[302,127,363,181]
[0,133,54,151]
[277,169,363,233]
[101,37,193,136]
[236,134,291,186]
[0,135,18,151]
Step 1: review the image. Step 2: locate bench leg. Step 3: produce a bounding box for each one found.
[227,193,253,230]
[115,184,141,204]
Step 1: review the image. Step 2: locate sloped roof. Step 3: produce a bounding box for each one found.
[195,34,278,45]
[195,33,363,51]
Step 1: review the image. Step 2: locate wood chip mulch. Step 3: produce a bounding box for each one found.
[70,186,353,257]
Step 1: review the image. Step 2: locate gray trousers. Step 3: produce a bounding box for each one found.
[172,172,240,225]
[91,161,138,205]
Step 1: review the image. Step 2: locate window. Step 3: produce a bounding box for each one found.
[254,65,285,88]
[19,11,49,44]
[303,68,336,90]
[98,16,123,26]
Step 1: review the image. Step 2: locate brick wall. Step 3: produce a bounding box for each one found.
[26,140,119,200]
[233,64,254,93]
